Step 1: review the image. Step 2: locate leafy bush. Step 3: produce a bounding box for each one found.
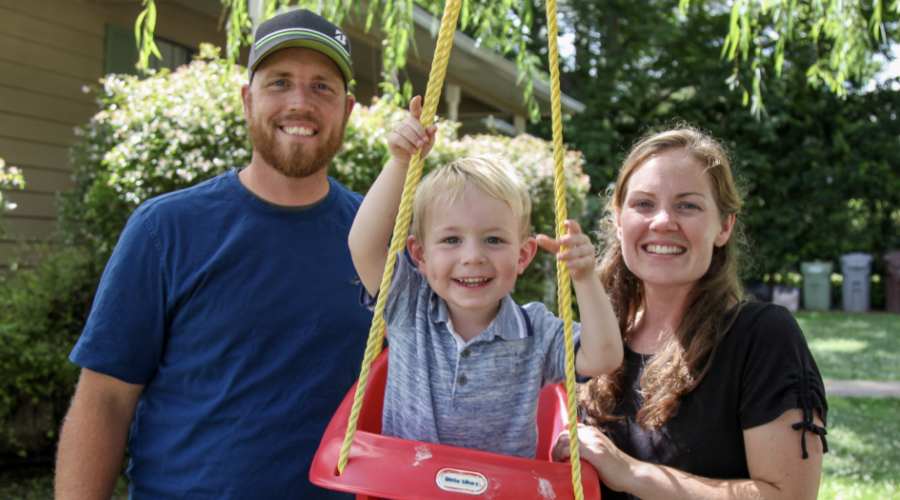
[61,44,590,304]
[0,246,100,455]
[59,44,250,258]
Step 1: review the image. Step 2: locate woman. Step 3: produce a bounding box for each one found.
[553,127,827,499]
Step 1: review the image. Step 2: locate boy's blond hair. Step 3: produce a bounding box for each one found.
[411,154,532,242]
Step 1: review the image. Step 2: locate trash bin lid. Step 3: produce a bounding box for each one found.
[841,253,872,270]
[801,261,833,274]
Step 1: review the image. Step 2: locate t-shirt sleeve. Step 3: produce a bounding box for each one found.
[69,207,169,385]
[523,302,582,387]
[379,252,424,332]
[738,304,827,430]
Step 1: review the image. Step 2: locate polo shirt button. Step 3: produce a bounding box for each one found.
[457,375,468,386]
[461,348,471,358]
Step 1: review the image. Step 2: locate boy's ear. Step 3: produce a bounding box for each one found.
[408,235,428,274]
[517,237,538,275]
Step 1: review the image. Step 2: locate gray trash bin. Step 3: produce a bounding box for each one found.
[801,262,833,311]
[840,253,873,312]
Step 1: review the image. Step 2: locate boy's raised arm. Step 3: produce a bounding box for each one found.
[348,96,437,296]
[537,220,624,377]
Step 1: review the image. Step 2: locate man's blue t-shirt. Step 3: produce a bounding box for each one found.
[70,170,372,499]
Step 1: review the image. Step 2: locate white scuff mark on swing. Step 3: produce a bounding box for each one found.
[487,478,499,498]
[412,445,432,466]
[537,477,556,499]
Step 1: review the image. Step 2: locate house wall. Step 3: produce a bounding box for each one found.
[0,0,225,260]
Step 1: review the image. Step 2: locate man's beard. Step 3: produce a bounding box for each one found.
[246,96,347,179]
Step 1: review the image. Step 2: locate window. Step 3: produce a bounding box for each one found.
[105,23,195,76]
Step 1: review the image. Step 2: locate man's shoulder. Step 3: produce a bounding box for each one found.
[329,177,364,209]
[137,171,232,218]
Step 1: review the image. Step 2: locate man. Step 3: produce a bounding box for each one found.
[55,9,371,499]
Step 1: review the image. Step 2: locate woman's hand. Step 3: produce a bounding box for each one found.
[552,424,637,493]
[553,412,825,500]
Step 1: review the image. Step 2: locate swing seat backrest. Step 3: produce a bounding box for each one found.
[310,348,601,500]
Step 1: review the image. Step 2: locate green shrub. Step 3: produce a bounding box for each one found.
[0,246,100,455]
[59,44,250,258]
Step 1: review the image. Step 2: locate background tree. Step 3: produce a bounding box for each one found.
[134,0,897,117]
[526,0,900,306]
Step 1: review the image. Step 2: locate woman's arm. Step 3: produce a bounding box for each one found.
[553,408,824,500]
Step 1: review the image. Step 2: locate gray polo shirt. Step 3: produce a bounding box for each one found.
[378,255,580,458]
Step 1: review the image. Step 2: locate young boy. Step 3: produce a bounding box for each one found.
[348,96,623,459]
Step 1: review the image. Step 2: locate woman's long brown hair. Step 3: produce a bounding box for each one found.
[579,126,749,429]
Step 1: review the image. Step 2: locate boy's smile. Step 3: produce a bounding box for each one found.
[408,186,536,335]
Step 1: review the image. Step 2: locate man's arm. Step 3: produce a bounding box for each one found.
[55,368,144,500]
[348,95,435,296]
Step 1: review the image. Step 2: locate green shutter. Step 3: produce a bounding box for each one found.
[105,23,140,76]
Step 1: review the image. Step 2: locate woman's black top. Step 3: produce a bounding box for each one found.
[595,302,827,500]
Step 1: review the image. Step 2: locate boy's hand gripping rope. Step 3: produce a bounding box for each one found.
[336,1,583,497]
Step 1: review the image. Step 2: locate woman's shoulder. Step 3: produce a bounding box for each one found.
[723,300,809,353]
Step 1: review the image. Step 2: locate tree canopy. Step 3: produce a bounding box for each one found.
[135,0,897,116]
[527,0,900,289]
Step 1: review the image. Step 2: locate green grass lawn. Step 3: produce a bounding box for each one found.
[820,396,900,499]
[795,311,900,381]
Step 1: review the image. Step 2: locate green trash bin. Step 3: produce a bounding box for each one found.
[801,261,833,311]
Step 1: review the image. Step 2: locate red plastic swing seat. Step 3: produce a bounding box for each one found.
[310,348,601,499]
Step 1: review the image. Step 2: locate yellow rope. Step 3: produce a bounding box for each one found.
[544,0,584,498]
[336,0,463,475]
[338,2,582,496]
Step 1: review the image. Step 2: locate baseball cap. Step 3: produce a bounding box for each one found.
[248,8,354,87]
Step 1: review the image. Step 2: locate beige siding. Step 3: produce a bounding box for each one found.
[0,59,97,103]
[0,6,105,59]
[0,0,226,255]
[0,86,99,125]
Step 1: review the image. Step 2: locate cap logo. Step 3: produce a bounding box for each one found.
[335,29,347,45]
[254,28,350,60]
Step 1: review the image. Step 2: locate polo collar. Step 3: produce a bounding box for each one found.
[429,291,530,342]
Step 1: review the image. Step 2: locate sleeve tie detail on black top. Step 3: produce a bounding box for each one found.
[792,406,828,459]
